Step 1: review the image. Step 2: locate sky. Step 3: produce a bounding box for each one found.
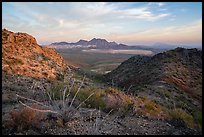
[2,2,202,47]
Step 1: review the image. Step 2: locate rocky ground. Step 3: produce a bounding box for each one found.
[2,71,201,135]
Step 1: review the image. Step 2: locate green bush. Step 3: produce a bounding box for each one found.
[43,56,50,61]
[56,73,64,81]
[193,111,202,130]
[6,58,24,65]
[74,87,106,109]
[48,80,64,100]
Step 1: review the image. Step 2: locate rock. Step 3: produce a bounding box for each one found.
[2,29,67,79]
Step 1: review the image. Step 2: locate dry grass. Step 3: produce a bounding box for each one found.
[9,103,45,132]
[134,96,163,118]
[167,108,194,128]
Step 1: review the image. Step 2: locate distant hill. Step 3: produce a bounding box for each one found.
[75,39,88,45]
[150,42,202,50]
[151,42,179,49]
[2,29,67,79]
[49,38,164,53]
[105,47,202,112]
[51,41,71,45]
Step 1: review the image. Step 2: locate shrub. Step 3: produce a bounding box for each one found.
[42,55,50,61]
[121,94,133,112]
[144,101,162,116]
[14,75,111,131]
[106,86,119,94]
[164,91,171,98]
[134,96,162,118]
[138,96,146,102]
[88,90,106,109]
[72,86,106,110]
[9,103,44,132]
[56,73,64,81]
[48,80,64,99]
[103,87,135,112]
[168,108,194,128]
[5,58,24,65]
[15,58,24,65]
[193,111,202,130]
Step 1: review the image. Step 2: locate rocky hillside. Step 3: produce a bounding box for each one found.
[105,47,202,116]
[2,29,66,79]
[2,69,201,135]
[2,31,202,134]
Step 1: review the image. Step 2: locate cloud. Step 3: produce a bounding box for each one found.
[59,19,64,26]
[67,2,170,22]
[86,2,114,15]
[112,6,170,21]
[4,2,170,30]
[148,2,166,7]
[157,2,166,7]
[159,8,167,11]
[3,2,201,46]
[118,8,169,21]
[106,19,202,45]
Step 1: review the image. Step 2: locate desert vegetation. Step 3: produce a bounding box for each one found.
[3,60,202,135]
[2,29,202,135]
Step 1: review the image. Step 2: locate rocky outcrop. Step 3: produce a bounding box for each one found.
[2,29,67,79]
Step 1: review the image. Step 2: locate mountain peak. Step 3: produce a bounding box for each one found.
[78,39,87,42]
[91,38,97,40]
[88,38,117,47]
[76,39,88,45]
[51,41,69,45]
[89,38,107,42]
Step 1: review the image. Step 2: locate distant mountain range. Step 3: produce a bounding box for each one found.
[50,38,138,50]
[50,38,160,51]
[51,38,122,49]
[49,39,201,55]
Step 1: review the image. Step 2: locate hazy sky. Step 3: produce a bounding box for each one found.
[2,2,202,47]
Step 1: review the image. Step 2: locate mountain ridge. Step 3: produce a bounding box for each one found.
[2,29,67,79]
[105,47,202,112]
[50,38,119,48]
